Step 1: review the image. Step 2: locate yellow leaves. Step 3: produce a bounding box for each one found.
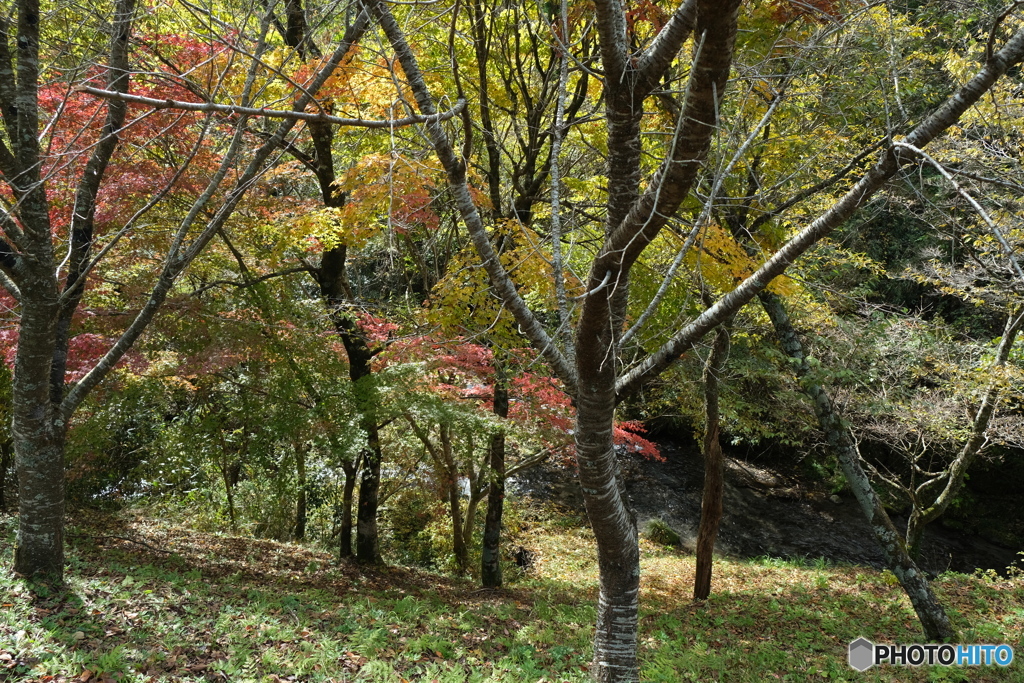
[201,46,300,110]
[427,219,579,345]
[284,206,352,250]
[310,46,361,104]
[689,223,759,290]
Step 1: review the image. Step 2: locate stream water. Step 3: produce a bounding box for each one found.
[515,438,1022,575]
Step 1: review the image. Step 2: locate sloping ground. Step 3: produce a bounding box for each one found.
[1,510,1023,682]
[519,440,1021,574]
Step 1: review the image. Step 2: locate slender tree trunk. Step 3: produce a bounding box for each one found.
[269,0,379,563]
[221,460,237,530]
[440,425,470,573]
[481,380,508,587]
[904,306,1024,558]
[215,428,239,530]
[294,442,307,541]
[759,290,955,641]
[449,479,468,572]
[355,421,383,564]
[0,440,12,513]
[316,244,385,566]
[339,459,357,559]
[463,487,485,556]
[694,320,730,600]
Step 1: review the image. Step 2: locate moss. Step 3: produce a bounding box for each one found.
[643,518,681,547]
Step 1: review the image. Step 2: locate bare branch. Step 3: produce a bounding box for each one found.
[0,269,19,302]
[893,141,1024,284]
[78,86,467,129]
[59,8,373,422]
[619,91,786,349]
[190,266,311,296]
[368,0,578,393]
[506,448,550,477]
[615,23,1024,399]
[548,0,575,364]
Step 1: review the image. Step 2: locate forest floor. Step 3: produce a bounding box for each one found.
[518,443,1022,575]
[1,505,1023,683]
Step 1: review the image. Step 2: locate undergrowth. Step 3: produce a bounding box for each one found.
[0,508,1022,682]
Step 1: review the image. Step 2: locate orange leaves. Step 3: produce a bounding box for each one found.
[626,0,669,40]
[286,45,367,117]
[333,153,444,241]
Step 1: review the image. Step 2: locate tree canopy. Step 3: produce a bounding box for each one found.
[2,1,1024,681]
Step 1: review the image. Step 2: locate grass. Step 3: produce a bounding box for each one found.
[0,507,1022,682]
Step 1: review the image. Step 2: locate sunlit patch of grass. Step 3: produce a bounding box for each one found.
[634,543,1024,682]
[1,511,1022,682]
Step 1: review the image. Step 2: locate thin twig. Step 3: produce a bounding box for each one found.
[78,86,467,129]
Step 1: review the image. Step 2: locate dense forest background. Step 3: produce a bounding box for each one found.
[1,0,1024,680]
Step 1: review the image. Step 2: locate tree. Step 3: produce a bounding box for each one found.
[693,308,730,601]
[2,0,371,580]
[362,0,1024,678]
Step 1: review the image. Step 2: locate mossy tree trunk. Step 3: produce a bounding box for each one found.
[760,290,956,642]
[481,379,509,587]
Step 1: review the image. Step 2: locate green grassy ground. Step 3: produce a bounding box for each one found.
[1,508,1021,682]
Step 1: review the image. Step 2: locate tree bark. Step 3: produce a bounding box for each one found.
[355,420,383,564]
[439,425,470,573]
[694,320,730,601]
[221,461,237,530]
[759,290,956,642]
[574,349,640,682]
[294,442,307,541]
[481,380,509,587]
[463,488,484,559]
[0,439,11,513]
[13,282,65,578]
[339,458,357,559]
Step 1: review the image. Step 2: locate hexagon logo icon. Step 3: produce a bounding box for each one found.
[849,637,875,671]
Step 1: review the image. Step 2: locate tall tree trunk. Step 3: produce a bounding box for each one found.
[268,0,378,563]
[316,244,385,566]
[759,290,956,641]
[294,442,307,541]
[216,429,238,530]
[449,478,468,573]
[10,0,135,583]
[694,320,730,600]
[481,380,509,587]
[338,458,357,559]
[355,420,383,564]
[0,439,12,513]
[575,330,640,683]
[14,266,65,579]
[463,490,483,557]
[221,461,237,530]
[441,425,470,573]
